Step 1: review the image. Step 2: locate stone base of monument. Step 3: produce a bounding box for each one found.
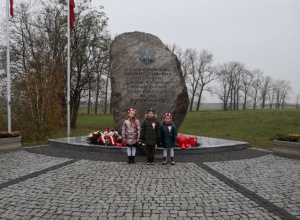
[48,135,248,155]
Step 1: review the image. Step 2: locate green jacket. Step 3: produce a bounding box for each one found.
[140,117,161,146]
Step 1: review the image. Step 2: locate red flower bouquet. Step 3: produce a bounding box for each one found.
[86,128,123,146]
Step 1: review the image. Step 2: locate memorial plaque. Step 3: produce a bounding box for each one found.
[110,31,189,132]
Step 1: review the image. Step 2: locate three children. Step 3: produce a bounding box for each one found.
[123,108,177,165]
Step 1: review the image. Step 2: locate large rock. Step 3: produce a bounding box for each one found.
[110,31,189,132]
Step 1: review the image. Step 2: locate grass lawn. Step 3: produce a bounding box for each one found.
[180,109,300,150]
[48,108,300,151]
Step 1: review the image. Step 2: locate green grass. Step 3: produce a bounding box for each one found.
[48,114,114,140]
[21,108,300,150]
[180,109,300,150]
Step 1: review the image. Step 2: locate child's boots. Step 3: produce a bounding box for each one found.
[131,156,135,164]
[171,157,175,165]
[150,157,155,165]
[162,157,167,165]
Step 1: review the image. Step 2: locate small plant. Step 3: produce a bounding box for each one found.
[0,131,21,139]
[272,134,300,143]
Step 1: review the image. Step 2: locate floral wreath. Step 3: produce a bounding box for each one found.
[86,127,125,146]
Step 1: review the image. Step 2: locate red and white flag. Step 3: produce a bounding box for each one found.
[10,0,14,18]
[70,0,75,30]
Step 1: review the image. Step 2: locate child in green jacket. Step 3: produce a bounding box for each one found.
[140,109,161,165]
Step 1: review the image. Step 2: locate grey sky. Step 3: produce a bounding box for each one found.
[92,0,300,103]
[1,0,300,103]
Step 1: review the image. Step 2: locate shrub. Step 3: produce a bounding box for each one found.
[0,131,21,138]
[272,134,300,142]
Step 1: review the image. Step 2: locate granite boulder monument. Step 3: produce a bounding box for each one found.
[110,31,189,132]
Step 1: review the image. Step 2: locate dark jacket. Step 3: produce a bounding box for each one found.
[140,117,161,146]
[161,122,178,148]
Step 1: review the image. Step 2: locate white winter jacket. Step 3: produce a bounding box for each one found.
[122,119,141,145]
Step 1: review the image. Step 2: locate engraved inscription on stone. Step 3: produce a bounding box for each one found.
[110,31,189,132]
[125,67,171,107]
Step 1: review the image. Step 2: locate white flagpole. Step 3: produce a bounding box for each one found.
[6,0,11,133]
[67,0,71,137]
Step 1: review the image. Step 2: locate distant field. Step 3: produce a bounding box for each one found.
[180,109,300,150]
[50,108,300,151]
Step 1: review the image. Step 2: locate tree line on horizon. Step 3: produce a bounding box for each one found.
[0,0,299,142]
[167,44,299,111]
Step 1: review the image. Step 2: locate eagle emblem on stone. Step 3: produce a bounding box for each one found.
[138,48,156,65]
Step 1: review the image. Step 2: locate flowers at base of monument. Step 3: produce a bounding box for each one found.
[86,127,124,146]
[175,135,201,149]
[271,134,300,143]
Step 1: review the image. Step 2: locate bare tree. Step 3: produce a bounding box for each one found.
[103,68,111,114]
[185,49,198,111]
[185,49,217,111]
[249,69,263,110]
[87,74,93,114]
[84,39,111,115]
[215,63,232,111]
[279,80,292,109]
[272,80,282,109]
[177,48,192,79]
[94,40,111,114]
[166,44,191,79]
[69,1,110,128]
[194,50,217,111]
[259,75,272,109]
[165,43,177,53]
[296,94,300,109]
[272,79,292,109]
[268,81,278,109]
[240,69,254,110]
[216,61,244,111]
[231,62,245,110]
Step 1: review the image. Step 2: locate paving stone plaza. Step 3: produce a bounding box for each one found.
[0,148,299,220]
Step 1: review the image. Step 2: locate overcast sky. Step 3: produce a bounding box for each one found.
[92,0,300,103]
[1,0,300,103]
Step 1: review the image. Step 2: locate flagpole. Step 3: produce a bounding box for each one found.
[6,0,11,133]
[67,0,71,137]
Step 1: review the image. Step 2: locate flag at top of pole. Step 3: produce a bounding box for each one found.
[10,0,14,18]
[70,0,75,30]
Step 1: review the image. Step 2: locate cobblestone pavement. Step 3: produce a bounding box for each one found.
[205,155,300,219]
[0,149,299,220]
[0,151,71,184]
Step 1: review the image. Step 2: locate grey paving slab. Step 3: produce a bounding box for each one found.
[205,155,300,218]
[0,157,282,220]
[0,150,71,184]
